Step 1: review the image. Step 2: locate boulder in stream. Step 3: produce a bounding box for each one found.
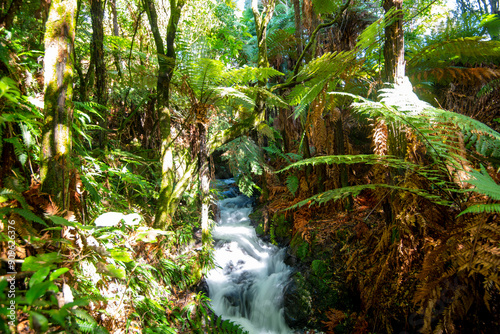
[283,272,313,328]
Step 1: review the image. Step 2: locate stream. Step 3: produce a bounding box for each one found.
[206,179,293,334]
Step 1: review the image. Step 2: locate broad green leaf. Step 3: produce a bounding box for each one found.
[49,267,69,281]
[29,311,48,332]
[98,264,126,280]
[22,252,61,271]
[109,249,133,262]
[29,267,50,288]
[26,281,57,305]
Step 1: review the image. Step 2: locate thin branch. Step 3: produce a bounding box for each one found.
[291,0,351,80]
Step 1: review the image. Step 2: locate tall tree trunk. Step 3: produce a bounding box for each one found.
[252,0,276,201]
[198,120,210,242]
[381,0,405,224]
[383,0,405,85]
[293,0,302,59]
[109,0,122,78]
[144,0,186,229]
[91,0,107,146]
[40,0,77,211]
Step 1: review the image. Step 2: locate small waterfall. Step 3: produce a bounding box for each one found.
[206,179,292,334]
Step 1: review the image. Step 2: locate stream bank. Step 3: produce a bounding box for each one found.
[248,204,362,334]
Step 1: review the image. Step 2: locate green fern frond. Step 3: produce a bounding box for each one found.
[278,154,404,173]
[408,37,500,84]
[286,174,299,196]
[458,203,500,216]
[225,66,284,85]
[219,136,267,197]
[0,208,47,226]
[286,183,450,210]
[0,187,29,209]
[464,166,500,201]
[408,37,500,70]
[335,84,500,165]
[267,28,296,59]
[4,137,28,165]
[241,86,288,108]
[74,101,106,120]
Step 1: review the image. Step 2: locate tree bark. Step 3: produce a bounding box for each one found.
[40,0,77,211]
[198,121,210,242]
[91,0,107,146]
[383,0,405,85]
[293,0,302,57]
[251,0,276,201]
[0,0,22,30]
[109,0,122,78]
[381,0,405,224]
[144,0,186,229]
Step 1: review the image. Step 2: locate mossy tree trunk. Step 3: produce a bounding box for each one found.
[40,0,77,211]
[90,0,107,146]
[144,0,186,229]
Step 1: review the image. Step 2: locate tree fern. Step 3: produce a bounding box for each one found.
[407,37,500,84]
[218,136,267,197]
[335,84,500,167]
[284,6,401,120]
[458,165,500,216]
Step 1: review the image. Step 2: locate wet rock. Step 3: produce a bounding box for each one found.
[195,278,209,296]
[283,272,313,328]
[224,290,241,307]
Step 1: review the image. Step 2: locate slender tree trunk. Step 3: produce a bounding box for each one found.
[293,0,302,53]
[40,0,77,211]
[91,0,107,146]
[381,0,405,224]
[144,0,186,229]
[198,121,210,242]
[0,0,22,29]
[252,0,276,201]
[109,0,122,78]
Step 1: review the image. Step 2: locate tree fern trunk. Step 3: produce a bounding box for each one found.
[333,110,352,209]
[381,0,405,224]
[383,0,405,85]
[199,121,210,244]
[40,0,77,211]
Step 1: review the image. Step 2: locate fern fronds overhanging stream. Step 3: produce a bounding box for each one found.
[271,78,500,333]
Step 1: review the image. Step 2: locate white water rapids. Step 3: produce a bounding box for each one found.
[206,179,293,334]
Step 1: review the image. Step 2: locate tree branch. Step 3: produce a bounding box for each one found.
[291,0,351,80]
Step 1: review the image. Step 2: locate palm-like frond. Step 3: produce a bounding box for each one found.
[285,6,400,120]
[408,37,500,84]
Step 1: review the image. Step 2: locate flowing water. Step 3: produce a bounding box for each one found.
[206,179,292,334]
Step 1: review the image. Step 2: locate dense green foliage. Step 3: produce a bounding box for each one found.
[1,0,500,333]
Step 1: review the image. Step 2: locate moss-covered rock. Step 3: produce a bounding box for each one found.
[283,272,313,328]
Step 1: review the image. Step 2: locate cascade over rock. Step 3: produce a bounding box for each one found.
[206,179,292,334]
